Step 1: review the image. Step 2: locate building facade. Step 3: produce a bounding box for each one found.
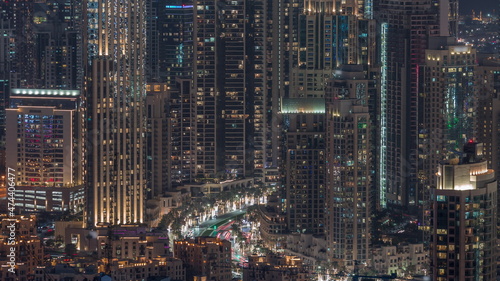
[430,142,497,281]
[419,37,477,196]
[5,89,84,212]
[325,65,375,269]
[377,0,439,210]
[475,57,500,183]
[174,237,232,281]
[85,0,147,225]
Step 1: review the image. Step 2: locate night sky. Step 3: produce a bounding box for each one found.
[460,0,498,14]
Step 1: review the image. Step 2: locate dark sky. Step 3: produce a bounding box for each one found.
[460,0,498,14]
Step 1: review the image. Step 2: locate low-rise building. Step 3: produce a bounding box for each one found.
[283,233,328,269]
[243,254,309,281]
[96,226,170,260]
[0,215,44,280]
[174,237,232,281]
[370,243,427,276]
[106,256,185,281]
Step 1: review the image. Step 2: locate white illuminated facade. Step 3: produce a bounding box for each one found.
[85,0,146,225]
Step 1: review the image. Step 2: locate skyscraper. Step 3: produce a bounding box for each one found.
[156,0,193,86]
[85,0,146,225]
[219,0,247,178]
[325,65,375,270]
[282,0,375,236]
[145,83,170,197]
[430,142,497,281]
[33,0,83,90]
[377,0,439,210]
[475,57,500,183]
[192,0,219,180]
[419,37,477,195]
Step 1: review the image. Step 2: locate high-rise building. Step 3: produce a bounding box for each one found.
[0,20,13,144]
[219,0,247,179]
[0,0,36,89]
[282,104,326,234]
[419,37,477,195]
[436,0,459,37]
[475,57,500,183]
[146,83,170,197]
[171,77,196,186]
[292,0,376,99]
[85,0,146,225]
[325,65,376,270]
[157,0,193,86]
[192,0,220,180]
[5,89,85,212]
[245,0,284,186]
[281,0,375,236]
[430,142,497,281]
[377,0,439,210]
[145,0,160,82]
[192,0,250,181]
[33,0,83,90]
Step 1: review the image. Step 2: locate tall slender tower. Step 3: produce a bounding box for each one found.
[476,58,500,183]
[419,37,477,195]
[192,0,219,180]
[85,0,146,225]
[325,65,376,270]
[377,0,439,210]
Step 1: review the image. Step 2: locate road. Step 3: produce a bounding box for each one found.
[192,209,246,237]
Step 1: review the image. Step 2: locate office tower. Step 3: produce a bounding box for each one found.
[85,0,146,225]
[325,65,375,270]
[430,142,497,281]
[419,37,477,194]
[5,89,84,212]
[146,83,170,197]
[157,0,193,86]
[475,57,500,183]
[174,237,232,281]
[377,0,439,210]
